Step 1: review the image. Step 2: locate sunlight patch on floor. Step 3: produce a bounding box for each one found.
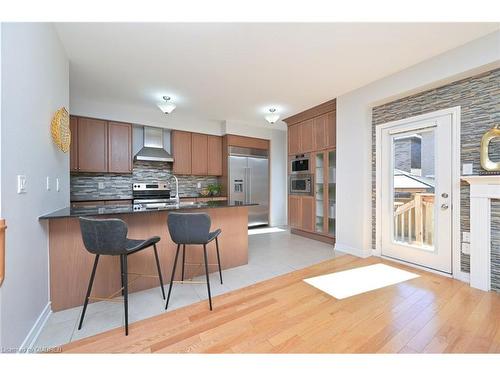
[248,227,287,235]
[304,263,420,299]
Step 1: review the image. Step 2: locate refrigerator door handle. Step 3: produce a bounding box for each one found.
[247,167,251,203]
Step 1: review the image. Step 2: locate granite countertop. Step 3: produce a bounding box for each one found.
[40,200,257,220]
[70,195,227,202]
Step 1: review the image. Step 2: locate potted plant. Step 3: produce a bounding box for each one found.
[207,183,222,197]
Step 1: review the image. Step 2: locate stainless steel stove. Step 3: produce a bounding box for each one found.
[132,182,177,211]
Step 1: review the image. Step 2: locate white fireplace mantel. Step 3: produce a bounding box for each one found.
[461,175,500,291]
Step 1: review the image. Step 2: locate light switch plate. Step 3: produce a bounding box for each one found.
[462,231,471,243]
[462,163,473,175]
[17,175,27,194]
[46,176,51,191]
[461,242,471,255]
[56,178,60,192]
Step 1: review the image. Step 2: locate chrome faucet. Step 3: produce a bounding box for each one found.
[169,174,180,204]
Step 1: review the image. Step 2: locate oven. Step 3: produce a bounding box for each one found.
[289,174,313,195]
[290,154,310,174]
[132,182,175,211]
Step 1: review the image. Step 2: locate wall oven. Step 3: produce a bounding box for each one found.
[289,174,313,195]
[290,154,310,174]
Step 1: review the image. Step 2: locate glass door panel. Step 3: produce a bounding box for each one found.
[315,152,324,233]
[328,150,336,236]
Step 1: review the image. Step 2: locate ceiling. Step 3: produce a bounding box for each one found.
[55,23,499,127]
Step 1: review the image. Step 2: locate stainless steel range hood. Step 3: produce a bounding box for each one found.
[134,126,174,162]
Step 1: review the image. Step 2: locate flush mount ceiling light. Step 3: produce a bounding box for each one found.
[157,96,176,114]
[265,108,279,124]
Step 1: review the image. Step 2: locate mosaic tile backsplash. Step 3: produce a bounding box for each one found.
[371,68,500,289]
[70,160,220,201]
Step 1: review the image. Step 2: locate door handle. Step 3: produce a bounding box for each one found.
[441,204,449,210]
[0,218,6,287]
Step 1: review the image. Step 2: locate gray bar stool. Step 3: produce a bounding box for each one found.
[78,217,165,335]
[165,212,222,311]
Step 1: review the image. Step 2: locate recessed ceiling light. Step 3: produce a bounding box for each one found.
[265,108,279,124]
[157,96,176,114]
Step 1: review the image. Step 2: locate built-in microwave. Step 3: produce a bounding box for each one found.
[290,154,310,174]
[289,174,313,195]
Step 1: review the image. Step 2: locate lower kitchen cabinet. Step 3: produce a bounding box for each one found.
[288,195,314,231]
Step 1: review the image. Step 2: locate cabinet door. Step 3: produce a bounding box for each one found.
[313,151,326,234]
[301,196,315,232]
[288,125,300,155]
[207,135,223,176]
[313,114,328,151]
[108,122,132,173]
[288,195,301,228]
[77,118,108,172]
[191,133,208,175]
[172,131,192,175]
[69,116,78,172]
[327,150,336,237]
[327,111,336,149]
[299,119,314,153]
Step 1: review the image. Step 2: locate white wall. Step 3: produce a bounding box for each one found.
[0,23,69,349]
[335,30,500,257]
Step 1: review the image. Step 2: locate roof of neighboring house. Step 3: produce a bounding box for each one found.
[394,169,435,190]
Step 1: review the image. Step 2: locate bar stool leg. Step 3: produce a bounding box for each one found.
[120,255,125,296]
[78,254,100,330]
[215,237,223,284]
[203,244,213,310]
[181,244,186,281]
[153,244,166,300]
[165,244,181,311]
[123,254,129,335]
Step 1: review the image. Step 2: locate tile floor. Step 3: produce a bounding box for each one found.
[34,227,338,348]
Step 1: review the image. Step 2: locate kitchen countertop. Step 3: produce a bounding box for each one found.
[69,195,227,202]
[40,200,256,220]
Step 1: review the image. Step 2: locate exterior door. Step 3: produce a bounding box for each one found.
[381,114,453,273]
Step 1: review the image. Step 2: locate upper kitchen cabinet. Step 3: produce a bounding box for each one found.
[191,133,208,175]
[172,130,192,175]
[288,124,300,155]
[207,135,223,176]
[70,116,133,173]
[173,130,223,176]
[108,122,132,173]
[77,117,108,172]
[69,116,78,172]
[284,99,336,155]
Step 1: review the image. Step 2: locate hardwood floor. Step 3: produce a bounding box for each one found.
[60,255,500,353]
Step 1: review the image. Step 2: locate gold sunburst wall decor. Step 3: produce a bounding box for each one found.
[480,124,500,172]
[51,107,70,153]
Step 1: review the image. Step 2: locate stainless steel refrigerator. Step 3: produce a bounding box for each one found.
[228,146,269,227]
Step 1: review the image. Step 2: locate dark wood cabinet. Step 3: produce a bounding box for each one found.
[108,122,132,173]
[327,111,336,149]
[191,133,208,175]
[69,116,79,172]
[313,113,328,151]
[207,135,223,176]
[172,130,192,175]
[77,118,108,172]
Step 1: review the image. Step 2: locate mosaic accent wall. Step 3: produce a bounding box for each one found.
[371,68,500,285]
[492,199,500,292]
[71,160,219,201]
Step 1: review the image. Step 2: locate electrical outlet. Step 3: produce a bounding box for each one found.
[462,163,473,175]
[46,176,51,191]
[461,243,471,255]
[17,175,27,194]
[56,178,60,192]
[98,182,105,190]
[462,231,471,243]
[197,182,202,189]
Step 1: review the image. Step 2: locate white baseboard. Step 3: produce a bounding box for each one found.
[18,302,52,353]
[334,243,372,258]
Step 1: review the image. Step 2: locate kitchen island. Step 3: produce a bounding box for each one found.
[40,201,255,311]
